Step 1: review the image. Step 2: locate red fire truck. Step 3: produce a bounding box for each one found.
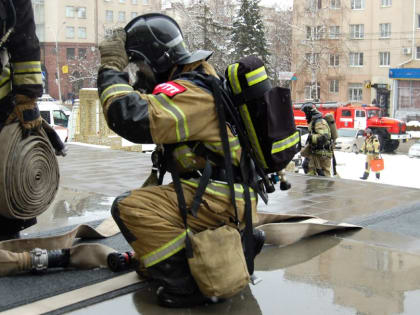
[293,102,411,152]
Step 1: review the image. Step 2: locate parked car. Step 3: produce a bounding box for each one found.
[334,128,365,153]
[38,94,56,102]
[408,140,420,158]
[38,102,69,143]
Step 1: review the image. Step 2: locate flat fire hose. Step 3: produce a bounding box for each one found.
[0,213,360,277]
[0,122,59,219]
[0,217,119,276]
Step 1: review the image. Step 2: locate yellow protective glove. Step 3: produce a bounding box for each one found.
[98,28,129,72]
[6,94,42,132]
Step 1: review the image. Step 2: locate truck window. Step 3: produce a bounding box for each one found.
[342,110,352,117]
[367,110,379,118]
[40,111,51,124]
[356,110,365,117]
[53,110,69,127]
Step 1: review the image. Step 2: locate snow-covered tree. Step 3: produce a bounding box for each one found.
[263,7,293,87]
[67,48,100,95]
[170,0,236,73]
[230,0,270,65]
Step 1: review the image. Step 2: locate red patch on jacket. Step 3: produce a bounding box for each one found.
[152,81,186,97]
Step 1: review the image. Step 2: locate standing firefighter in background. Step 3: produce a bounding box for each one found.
[0,0,43,239]
[97,13,265,308]
[360,128,381,180]
[300,103,333,176]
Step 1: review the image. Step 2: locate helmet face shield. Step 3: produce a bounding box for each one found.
[125,13,192,74]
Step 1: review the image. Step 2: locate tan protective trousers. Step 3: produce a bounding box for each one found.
[111,181,257,269]
[365,154,380,174]
[307,154,332,177]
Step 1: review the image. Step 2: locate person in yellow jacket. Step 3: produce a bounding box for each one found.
[360,128,381,180]
[300,103,332,176]
[97,13,265,308]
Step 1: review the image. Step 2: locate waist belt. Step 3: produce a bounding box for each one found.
[0,122,59,219]
[209,166,242,182]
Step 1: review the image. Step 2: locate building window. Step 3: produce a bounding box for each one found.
[131,12,137,19]
[143,0,149,4]
[348,83,363,101]
[381,0,391,7]
[306,26,323,40]
[106,10,113,22]
[416,47,420,59]
[66,48,75,60]
[417,14,420,28]
[306,0,322,10]
[350,24,364,39]
[330,0,340,9]
[330,80,339,93]
[118,11,126,22]
[351,0,365,10]
[379,52,390,66]
[65,6,75,18]
[349,52,363,66]
[305,53,320,64]
[132,0,138,4]
[66,26,75,38]
[104,0,111,2]
[329,26,340,39]
[379,23,391,38]
[329,54,339,66]
[304,82,320,100]
[78,7,86,19]
[78,27,87,39]
[119,0,126,3]
[78,48,87,58]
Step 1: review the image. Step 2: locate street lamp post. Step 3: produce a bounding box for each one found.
[55,22,66,103]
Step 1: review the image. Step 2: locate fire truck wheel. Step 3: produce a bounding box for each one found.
[377,134,385,152]
[383,139,399,153]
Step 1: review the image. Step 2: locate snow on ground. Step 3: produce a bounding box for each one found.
[333,151,420,189]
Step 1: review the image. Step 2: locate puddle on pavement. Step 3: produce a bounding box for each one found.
[69,232,420,315]
[23,187,114,234]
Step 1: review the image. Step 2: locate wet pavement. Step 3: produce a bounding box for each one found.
[23,144,420,314]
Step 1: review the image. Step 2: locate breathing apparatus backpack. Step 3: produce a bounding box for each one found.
[323,112,338,142]
[225,56,300,174]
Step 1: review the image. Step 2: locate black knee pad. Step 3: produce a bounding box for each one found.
[111,191,137,243]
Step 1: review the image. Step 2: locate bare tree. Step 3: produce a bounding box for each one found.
[292,0,350,102]
[167,0,236,73]
[67,48,100,95]
[263,7,293,86]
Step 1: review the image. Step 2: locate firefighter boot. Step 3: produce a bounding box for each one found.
[147,250,221,308]
[376,173,380,179]
[360,172,369,180]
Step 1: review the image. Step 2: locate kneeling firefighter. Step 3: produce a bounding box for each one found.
[98,13,298,308]
[0,0,65,240]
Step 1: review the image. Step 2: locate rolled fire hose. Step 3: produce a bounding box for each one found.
[0,122,59,219]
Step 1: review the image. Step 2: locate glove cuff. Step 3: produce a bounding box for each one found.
[13,95,42,130]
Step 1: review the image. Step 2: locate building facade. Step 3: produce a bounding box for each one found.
[31,0,161,102]
[291,0,420,120]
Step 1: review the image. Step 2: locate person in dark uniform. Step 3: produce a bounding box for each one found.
[0,0,43,239]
